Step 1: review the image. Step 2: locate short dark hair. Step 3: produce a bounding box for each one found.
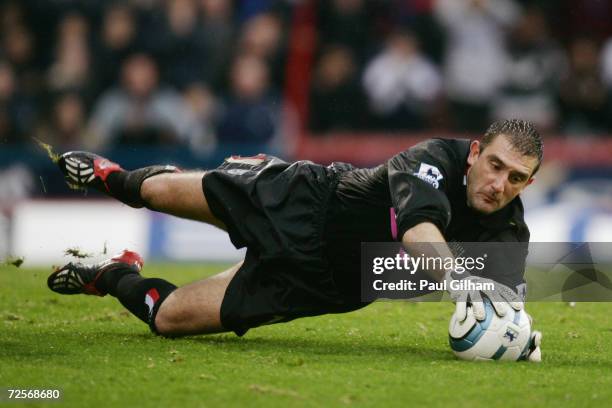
[481,119,544,175]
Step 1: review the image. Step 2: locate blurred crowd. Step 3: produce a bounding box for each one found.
[310,0,612,135]
[0,0,293,152]
[2,0,612,154]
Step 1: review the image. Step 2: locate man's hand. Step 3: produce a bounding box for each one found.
[445,272,524,321]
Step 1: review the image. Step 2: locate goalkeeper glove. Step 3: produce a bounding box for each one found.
[445,271,524,322]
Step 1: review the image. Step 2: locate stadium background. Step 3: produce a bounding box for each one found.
[0,0,611,264]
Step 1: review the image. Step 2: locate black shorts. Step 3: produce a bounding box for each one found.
[203,155,365,336]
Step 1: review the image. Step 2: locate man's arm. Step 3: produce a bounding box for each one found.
[402,222,453,283]
[402,222,541,361]
[387,140,456,242]
[403,221,524,319]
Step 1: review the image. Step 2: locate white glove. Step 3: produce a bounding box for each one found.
[445,271,524,322]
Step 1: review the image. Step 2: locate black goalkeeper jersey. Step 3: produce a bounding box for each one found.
[325,138,530,299]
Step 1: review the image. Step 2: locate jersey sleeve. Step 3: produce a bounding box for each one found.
[387,139,457,240]
[481,223,530,296]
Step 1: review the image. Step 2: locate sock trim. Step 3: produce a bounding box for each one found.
[147,287,176,336]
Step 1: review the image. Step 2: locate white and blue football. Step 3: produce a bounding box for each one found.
[448,300,532,361]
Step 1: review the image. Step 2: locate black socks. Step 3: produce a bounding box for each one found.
[106,165,179,208]
[97,268,177,333]
[115,275,177,331]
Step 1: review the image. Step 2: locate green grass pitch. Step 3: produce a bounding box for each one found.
[1,263,612,407]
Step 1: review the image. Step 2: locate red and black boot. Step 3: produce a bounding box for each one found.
[58,151,179,208]
[47,250,144,296]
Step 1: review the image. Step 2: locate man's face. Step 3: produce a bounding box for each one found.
[466,135,538,214]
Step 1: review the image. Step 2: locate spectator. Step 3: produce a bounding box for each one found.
[558,37,609,134]
[2,24,34,70]
[309,45,366,133]
[182,82,218,153]
[56,11,89,42]
[240,12,283,60]
[2,23,39,96]
[128,0,159,12]
[0,1,25,29]
[493,7,566,131]
[217,54,280,144]
[0,62,36,144]
[235,0,286,22]
[601,37,612,90]
[47,13,91,94]
[434,0,520,132]
[363,30,442,130]
[37,92,88,148]
[154,0,208,89]
[93,3,140,97]
[238,12,286,88]
[561,0,612,41]
[388,0,446,64]
[200,0,235,91]
[88,53,197,147]
[318,0,372,62]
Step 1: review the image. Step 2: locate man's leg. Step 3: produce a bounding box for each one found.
[48,250,241,336]
[153,261,242,335]
[115,170,234,334]
[109,260,241,336]
[58,151,225,228]
[54,152,241,336]
[140,172,226,229]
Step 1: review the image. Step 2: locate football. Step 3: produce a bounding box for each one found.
[448,300,532,361]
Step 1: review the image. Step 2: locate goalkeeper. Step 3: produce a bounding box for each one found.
[47,119,542,360]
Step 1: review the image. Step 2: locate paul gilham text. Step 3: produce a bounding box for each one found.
[372,279,495,292]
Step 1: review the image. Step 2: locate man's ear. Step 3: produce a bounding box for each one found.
[467,140,481,166]
[527,177,535,186]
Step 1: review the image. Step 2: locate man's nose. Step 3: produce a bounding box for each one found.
[491,176,505,193]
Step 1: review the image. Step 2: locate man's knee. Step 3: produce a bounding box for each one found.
[152,292,188,336]
[152,290,225,336]
[140,174,172,207]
